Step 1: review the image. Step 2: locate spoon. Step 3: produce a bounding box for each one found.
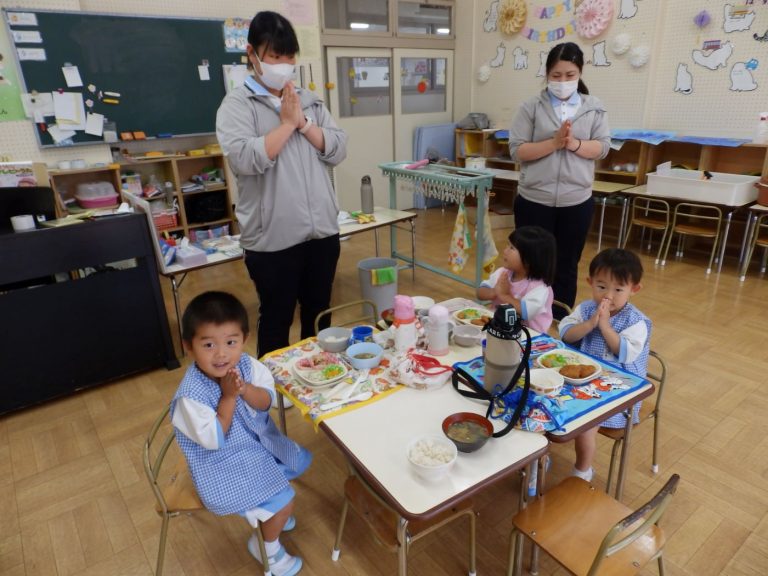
[319,391,373,412]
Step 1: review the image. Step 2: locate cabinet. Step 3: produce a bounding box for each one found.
[454,128,516,170]
[49,154,236,240]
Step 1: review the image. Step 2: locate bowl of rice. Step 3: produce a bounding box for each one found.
[317,327,352,352]
[406,435,458,482]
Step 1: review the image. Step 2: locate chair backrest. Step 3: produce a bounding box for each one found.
[671,202,722,236]
[646,350,668,415]
[588,473,680,575]
[143,405,203,516]
[549,300,573,337]
[631,197,670,226]
[314,299,380,334]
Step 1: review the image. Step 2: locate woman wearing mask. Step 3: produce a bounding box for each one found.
[508,42,610,317]
[217,11,347,357]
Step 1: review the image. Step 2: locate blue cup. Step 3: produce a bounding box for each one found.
[350,325,373,345]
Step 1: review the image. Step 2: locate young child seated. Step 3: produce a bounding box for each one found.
[171,291,309,576]
[559,249,651,482]
[476,225,556,333]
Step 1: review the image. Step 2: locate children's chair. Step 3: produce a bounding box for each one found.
[661,202,723,273]
[549,299,573,338]
[332,464,477,576]
[622,197,671,265]
[507,474,680,576]
[598,351,668,494]
[739,212,768,281]
[314,298,380,333]
[143,405,271,576]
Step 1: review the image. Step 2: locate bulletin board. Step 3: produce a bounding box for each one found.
[3,8,241,147]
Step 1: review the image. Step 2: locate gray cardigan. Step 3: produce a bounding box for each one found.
[216,84,347,252]
[508,90,610,207]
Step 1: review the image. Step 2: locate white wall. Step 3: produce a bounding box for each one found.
[458,0,768,138]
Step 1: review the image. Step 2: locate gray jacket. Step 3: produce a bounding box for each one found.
[216,82,347,252]
[508,90,610,207]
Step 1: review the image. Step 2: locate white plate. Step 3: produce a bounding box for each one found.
[534,350,602,385]
[292,354,349,388]
[452,306,493,327]
[412,296,435,312]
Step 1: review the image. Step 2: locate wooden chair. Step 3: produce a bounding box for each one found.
[599,351,668,495]
[314,298,380,334]
[661,202,723,274]
[739,212,768,281]
[622,197,671,265]
[143,405,270,576]
[549,299,573,338]
[507,474,680,576]
[332,466,477,576]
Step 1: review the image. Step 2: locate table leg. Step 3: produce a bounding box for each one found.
[617,196,629,247]
[512,468,527,576]
[396,517,409,576]
[528,458,546,575]
[615,405,636,501]
[717,211,733,274]
[739,212,757,281]
[596,196,607,252]
[410,217,416,282]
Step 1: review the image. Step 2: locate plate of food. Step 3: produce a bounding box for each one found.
[452,307,493,327]
[535,349,602,385]
[292,352,349,388]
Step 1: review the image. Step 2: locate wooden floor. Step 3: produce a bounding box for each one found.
[2,207,767,576]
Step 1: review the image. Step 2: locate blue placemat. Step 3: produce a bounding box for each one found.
[453,335,648,431]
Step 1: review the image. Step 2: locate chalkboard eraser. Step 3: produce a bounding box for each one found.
[133,131,147,140]
[156,133,173,138]
[121,132,134,141]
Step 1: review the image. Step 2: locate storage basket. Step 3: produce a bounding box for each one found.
[152,209,178,231]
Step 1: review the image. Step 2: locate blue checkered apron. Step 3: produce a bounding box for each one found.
[171,354,311,515]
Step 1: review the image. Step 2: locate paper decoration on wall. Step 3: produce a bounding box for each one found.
[693,10,711,29]
[754,29,768,42]
[730,62,758,91]
[498,0,528,35]
[521,20,576,43]
[477,64,492,82]
[628,45,650,68]
[618,0,638,19]
[591,41,610,66]
[490,42,507,67]
[575,0,613,39]
[702,39,721,50]
[723,4,755,33]
[484,0,501,32]
[512,46,529,69]
[536,51,550,77]
[611,33,632,55]
[692,41,733,70]
[674,63,693,94]
[535,0,573,19]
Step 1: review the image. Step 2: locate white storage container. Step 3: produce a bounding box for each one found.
[646,169,759,206]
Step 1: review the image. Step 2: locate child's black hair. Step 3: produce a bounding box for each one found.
[248,11,300,58]
[181,291,249,343]
[589,248,644,285]
[508,226,556,285]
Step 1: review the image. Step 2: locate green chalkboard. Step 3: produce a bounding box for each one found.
[5,9,241,147]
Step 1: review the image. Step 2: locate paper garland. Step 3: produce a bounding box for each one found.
[575,0,614,39]
[535,0,573,19]
[521,21,577,43]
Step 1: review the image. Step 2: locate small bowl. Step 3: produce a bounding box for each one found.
[346,342,383,370]
[442,412,493,453]
[381,308,395,327]
[407,435,457,481]
[453,324,483,347]
[529,368,565,396]
[317,327,352,352]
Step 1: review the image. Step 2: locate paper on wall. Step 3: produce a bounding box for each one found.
[223,64,249,93]
[5,12,38,26]
[198,64,210,81]
[62,65,83,88]
[16,47,46,61]
[21,92,54,120]
[53,92,86,131]
[11,30,42,43]
[47,125,76,144]
[85,112,104,137]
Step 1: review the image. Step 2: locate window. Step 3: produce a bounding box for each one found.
[322,0,454,40]
[336,57,392,118]
[401,57,447,114]
[323,0,390,32]
[398,2,451,36]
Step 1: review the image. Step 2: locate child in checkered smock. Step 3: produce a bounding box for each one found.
[171,291,309,576]
[558,249,651,484]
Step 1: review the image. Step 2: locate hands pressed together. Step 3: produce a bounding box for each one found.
[553,119,582,153]
[279,82,306,131]
[220,368,246,398]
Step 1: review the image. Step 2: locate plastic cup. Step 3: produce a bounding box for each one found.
[350,325,373,344]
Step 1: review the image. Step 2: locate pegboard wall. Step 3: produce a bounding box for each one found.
[469,0,768,138]
[0,0,323,164]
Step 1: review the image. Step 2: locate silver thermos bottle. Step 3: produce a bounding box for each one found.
[360,175,374,214]
[483,304,524,393]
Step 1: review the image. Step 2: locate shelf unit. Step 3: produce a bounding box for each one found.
[454,128,514,169]
[48,166,123,216]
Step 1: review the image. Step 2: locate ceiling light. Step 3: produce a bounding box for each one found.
[437,28,450,34]
[350,22,370,29]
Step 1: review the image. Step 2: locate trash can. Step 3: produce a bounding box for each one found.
[358,257,398,320]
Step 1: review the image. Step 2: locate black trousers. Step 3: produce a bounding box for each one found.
[244,234,340,357]
[514,195,594,313]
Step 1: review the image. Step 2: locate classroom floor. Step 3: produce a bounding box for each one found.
[2,206,767,576]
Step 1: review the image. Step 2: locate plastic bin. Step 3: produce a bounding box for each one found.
[358,257,398,320]
[646,169,759,205]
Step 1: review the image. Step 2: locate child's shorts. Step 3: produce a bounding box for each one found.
[240,485,295,527]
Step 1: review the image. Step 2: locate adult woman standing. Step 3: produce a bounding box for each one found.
[508,42,610,316]
[217,11,347,357]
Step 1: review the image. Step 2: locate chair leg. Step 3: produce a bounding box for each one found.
[604,437,622,495]
[507,527,523,576]
[658,553,666,576]
[468,511,477,576]
[655,229,668,265]
[652,413,660,474]
[661,228,674,267]
[331,498,350,561]
[156,514,170,576]
[253,523,271,576]
[397,518,409,576]
[706,233,720,275]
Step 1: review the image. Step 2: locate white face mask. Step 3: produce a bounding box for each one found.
[254,55,295,91]
[548,79,579,100]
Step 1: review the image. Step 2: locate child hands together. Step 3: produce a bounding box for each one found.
[220,368,246,398]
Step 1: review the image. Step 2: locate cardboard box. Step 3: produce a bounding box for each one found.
[0,162,48,188]
[646,169,759,205]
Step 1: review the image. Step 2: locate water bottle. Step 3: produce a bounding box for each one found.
[426,305,450,356]
[483,304,525,393]
[164,181,175,208]
[754,112,768,144]
[360,175,374,215]
[393,294,417,352]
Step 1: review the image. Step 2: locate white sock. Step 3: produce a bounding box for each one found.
[265,539,280,557]
[571,466,593,482]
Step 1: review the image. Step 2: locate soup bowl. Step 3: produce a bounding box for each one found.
[442,412,493,453]
[346,342,383,370]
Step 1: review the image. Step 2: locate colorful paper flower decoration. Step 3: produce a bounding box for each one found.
[575,0,614,39]
[498,0,528,36]
[694,10,711,29]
